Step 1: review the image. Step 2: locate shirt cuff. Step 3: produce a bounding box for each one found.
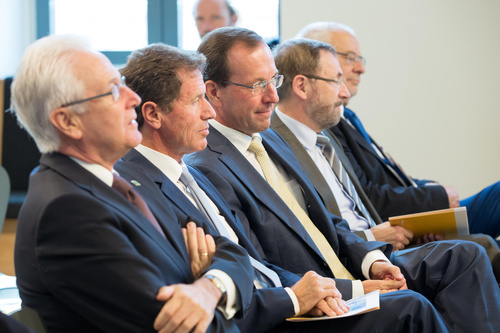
[351,280,364,298]
[363,229,376,241]
[284,287,300,316]
[361,250,390,280]
[203,269,240,319]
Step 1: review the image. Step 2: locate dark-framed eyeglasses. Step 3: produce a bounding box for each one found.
[61,76,126,108]
[302,74,343,88]
[336,51,366,66]
[223,74,284,95]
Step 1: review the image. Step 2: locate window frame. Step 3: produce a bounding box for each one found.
[36,0,179,64]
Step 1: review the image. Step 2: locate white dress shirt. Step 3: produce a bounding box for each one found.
[275,109,375,239]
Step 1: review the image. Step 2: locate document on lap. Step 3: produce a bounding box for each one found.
[286,290,380,322]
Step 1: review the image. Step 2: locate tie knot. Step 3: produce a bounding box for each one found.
[179,167,196,187]
[248,136,267,157]
[316,134,331,149]
[112,174,133,196]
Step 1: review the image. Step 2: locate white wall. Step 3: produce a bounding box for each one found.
[282,0,500,198]
[0,0,36,78]
[3,0,499,198]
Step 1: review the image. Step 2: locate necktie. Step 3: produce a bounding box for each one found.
[112,174,166,238]
[317,134,376,228]
[179,167,281,288]
[248,137,354,280]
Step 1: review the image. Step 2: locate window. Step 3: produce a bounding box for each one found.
[36,0,179,65]
[37,0,280,63]
[180,0,280,50]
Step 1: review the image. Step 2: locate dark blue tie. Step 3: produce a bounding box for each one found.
[343,107,372,145]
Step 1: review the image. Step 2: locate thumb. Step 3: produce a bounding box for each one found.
[156,286,175,301]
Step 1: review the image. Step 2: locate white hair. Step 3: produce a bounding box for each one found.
[10,34,93,153]
[295,22,356,43]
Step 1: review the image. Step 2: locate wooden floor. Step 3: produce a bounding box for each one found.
[0,219,16,276]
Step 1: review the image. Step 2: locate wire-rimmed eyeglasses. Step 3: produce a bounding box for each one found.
[223,74,284,95]
[61,76,126,108]
[302,74,343,88]
[336,52,366,66]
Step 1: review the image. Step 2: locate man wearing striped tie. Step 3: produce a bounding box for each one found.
[271,36,500,271]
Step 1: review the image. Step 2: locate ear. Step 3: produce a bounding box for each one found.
[292,75,308,101]
[205,80,222,109]
[230,14,238,26]
[142,101,162,129]
[49,108,83,140]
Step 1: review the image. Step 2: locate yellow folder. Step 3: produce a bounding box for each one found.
[389,207,469,240]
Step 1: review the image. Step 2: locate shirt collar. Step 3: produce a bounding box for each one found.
[274,108,319,153]
[209,119,262,153]
[134,144,184,183]
[69,156,115,187]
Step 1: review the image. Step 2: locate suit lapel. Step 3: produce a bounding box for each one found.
[42,153,186,267]
[338,119,406,186]
[271,113,342,217]
[206,127,333,259]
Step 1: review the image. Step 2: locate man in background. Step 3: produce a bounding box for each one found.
[194,0,238,38]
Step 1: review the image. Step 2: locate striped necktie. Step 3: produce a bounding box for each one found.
[316,134,376,228]
[248,136,354,280]
[179,167,282,288]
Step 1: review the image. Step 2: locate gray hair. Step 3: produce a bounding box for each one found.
[295,22,356,42]
[10,34,93,153]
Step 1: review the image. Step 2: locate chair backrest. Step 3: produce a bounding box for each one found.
[0,165,10,233]
[10,306,48,333]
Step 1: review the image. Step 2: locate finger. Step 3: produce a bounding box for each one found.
[196,227,208,257]
[157,286,175,301]
[182,229,188,249]
[326,297,348,316]
[186,223,199,259]
[205,234,216,258]
[192,316,212,333]
[315,299,336,317]
[155,288,182,331]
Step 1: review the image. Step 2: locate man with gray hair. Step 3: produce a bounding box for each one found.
[296,22,500,241]
[11,34,254,333]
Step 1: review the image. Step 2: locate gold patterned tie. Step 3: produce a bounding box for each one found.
[248,137,354,280]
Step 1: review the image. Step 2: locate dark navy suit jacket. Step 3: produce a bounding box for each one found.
[14,153,253,333]
[330,116,449,221]
[115,149,301,332]
[185,126,391,300]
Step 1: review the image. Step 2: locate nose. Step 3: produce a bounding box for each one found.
[339,82,351,100]
[201,97,216,120]
[124,85,141,108]
[262,82,279,104]
[353,60,365,74]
